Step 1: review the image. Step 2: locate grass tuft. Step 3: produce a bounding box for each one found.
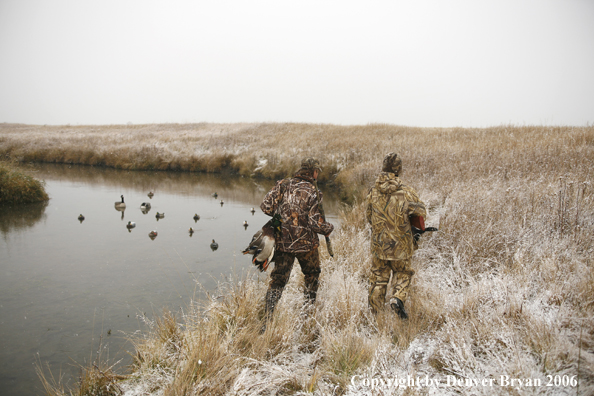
[0,161,49,205]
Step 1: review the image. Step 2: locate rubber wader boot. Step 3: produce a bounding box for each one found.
[390,297,408,320]
[261,288,283,333]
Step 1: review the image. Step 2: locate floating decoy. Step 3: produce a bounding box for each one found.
[115,195,126,209]
[149,230,158,239]
[148,192,154,198]
[78,214,85,222]
[155,212,165,219]
[189,227,194,236]
[140,202,151,210]
[212,192,218,198]
[250,208,256,215]
[242,222,276,272]
[220,200,224,206]
[243,220,249,228]
[126,221,136,229]
[210,239,219,251]
[193,214,200,222]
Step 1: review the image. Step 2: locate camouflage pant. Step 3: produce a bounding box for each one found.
[368,256,415,314]
[269,248,321,301]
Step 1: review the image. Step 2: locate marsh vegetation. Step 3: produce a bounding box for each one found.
[0,160,49,205]
[2,123,593,395]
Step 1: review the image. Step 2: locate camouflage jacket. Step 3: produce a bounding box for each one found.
[366,172,426,260]
[261,172,334,253]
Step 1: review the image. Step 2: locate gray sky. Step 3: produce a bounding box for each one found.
[1,0,593,127]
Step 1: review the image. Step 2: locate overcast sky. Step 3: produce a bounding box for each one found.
[1,1,592,127]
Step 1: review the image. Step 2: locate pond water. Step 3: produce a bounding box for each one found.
[0,164,341,396]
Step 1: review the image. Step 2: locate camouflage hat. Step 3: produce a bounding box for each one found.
[300,157,322,172]
[382,152,402,175]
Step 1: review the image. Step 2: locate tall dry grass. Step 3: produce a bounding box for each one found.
[5,122,592,394]
[0,160,49,205]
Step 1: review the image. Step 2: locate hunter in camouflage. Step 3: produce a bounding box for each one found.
[366,152,426,319]
[260,158,334,321]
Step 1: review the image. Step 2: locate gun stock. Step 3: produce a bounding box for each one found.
[314,181,334,257]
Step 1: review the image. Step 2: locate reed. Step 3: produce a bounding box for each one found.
[12,122,592,395]
[0,160,49,205]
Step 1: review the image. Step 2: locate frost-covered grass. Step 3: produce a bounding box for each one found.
[14,122,594,394]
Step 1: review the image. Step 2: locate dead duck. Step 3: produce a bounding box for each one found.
[78,214,85,222]
[115,195,126,209]
[193,214,200,222]
[242,222,275,272]
[155,212,165,219]
[210,239,219,251]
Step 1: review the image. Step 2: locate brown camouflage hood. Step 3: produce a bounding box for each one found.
[261,174,334,253]
[366,172,426,260]
[375,171,403,195]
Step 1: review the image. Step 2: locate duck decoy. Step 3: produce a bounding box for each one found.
[126,221,136,230]
[140,202,151,210]
[242,221,275,272]
[148,192,154,198]
[212,192,218,198]
[243,220,249,229]
[155,212,165,219]
[149,230,158,240]
[115,195,126,209]
[189,227,194,236]
[193,214,200,222]
[250,208,256,215]
[210,239,219,251]
[78,214,85,222]
[220,200,224,206]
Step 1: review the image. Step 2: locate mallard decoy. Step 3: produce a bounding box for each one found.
[155,212,165,219]
[189,227,194,236]
[149,230,158,239]
[210,239,219,251]
[242,221,275,272]
[220,200,224,206]
[140,202,151,210]
[78,214,85,222]
[115,195,126,209]
[126,221,136,229]
[148,192,154,198]
[193,214,200,222]
[243,220,248,228]
[212,192,218,198]
[250,208,256,215]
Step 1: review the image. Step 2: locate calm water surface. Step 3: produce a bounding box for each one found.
[0,164,341,396]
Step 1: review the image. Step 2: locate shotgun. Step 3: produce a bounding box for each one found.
[412,226,438,242]
[314,181,334,257]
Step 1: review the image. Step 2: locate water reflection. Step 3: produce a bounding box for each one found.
[0,201,48,236]
[115,206,125,220]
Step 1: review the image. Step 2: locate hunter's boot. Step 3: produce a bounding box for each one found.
[389,297,408,320]
[303,276,319,305]
[264,288,283,319]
